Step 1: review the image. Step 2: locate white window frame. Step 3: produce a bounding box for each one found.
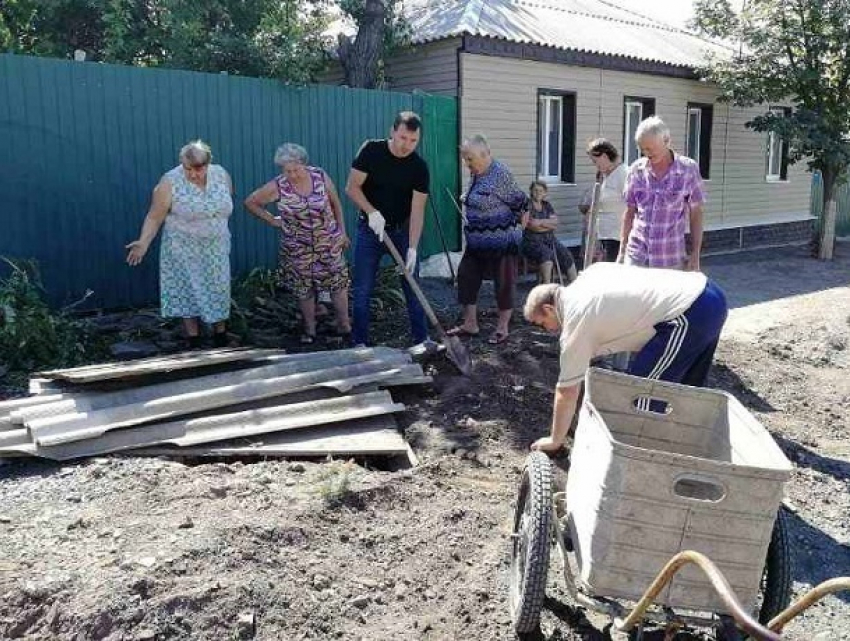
[766,107,787,182]
[686,107,702,164]
[624,100,644,166]
[538,94,563,182]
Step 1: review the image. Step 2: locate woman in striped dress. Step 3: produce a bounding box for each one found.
[244,143,351,343]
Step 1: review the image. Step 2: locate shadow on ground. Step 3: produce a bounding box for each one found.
[703,244,850,310]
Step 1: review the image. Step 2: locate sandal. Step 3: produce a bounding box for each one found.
[446,326,480,337]
[487,330,509,345]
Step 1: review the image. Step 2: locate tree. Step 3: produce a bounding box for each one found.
[692,0,850,259]
[335,0,410,88]
[1,0,105,58]
[1,0,333,83]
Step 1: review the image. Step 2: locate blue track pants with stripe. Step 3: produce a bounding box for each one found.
[628,280,728,387]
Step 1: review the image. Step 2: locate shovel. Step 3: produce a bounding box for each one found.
[581,181,603,270]
[382,235,472,376]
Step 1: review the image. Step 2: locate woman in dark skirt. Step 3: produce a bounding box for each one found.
[448,134,528,345]
[521,180,577,284]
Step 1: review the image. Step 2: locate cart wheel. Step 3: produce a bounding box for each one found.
[715,507,792,640]
[509,451,554,635]
[757,506,792,623]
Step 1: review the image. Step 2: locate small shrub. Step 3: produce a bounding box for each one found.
[371,265,406,316]
[229,267,299,341]
[0,257,107,384]
[315,459,357,507]
[228,265,404,343]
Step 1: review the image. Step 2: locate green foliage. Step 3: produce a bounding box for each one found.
[0,257,107,382]
[229,264,403,343]
[370,265,406,316]
[1,0,334,82]
[692,0,850,201]
[315,459,356,507]
[229,267,297,342]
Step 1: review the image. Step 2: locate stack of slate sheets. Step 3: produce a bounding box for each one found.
[0,346,429,465]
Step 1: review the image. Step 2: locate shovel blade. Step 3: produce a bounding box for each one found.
[443,335,472,376]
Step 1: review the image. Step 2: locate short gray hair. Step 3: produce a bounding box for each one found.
[179,139,212,166]
[274,143,309,166]
[461,134,491,156]
[523,283,561,322]
[635,116,671,145]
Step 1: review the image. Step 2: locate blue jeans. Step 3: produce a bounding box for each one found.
[351,221,428,346]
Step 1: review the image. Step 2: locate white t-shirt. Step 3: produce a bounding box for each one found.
[555,263,708,387]
[596,163,628,240]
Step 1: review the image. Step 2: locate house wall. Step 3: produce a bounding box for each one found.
[385,38,461,95]
[458,52,811,246]
[321,39,461,96]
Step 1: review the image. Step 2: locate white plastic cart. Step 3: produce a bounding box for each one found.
[509,368,850,640]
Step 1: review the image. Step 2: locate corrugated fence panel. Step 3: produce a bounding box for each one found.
[417,92,462,258]
[810,172,850,237]
[0,54,459,309]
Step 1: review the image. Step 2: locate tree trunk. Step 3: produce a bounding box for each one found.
[337,0,386,89]
[816,167,838,260]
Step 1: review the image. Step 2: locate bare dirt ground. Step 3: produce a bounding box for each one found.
[1,244,849,641]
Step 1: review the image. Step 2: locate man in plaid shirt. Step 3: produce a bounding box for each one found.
[619,116,706,271]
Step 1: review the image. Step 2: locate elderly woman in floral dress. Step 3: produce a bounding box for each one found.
[244,143,351,343]
[126,140,234,348]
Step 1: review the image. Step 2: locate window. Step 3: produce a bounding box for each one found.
[767,106,790,181]
[686,103,714,179]
[623,97,655,165]
[537,90,576,183]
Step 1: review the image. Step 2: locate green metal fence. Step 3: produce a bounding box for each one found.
[810,171,850,237]
[0,54,459,309]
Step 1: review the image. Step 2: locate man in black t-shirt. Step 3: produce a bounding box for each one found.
[346,111,431,347]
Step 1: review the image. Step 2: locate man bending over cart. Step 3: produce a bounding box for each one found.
[523,262,727,453]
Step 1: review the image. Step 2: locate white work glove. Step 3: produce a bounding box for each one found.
[367,210,386,241]
[405,248,417,274]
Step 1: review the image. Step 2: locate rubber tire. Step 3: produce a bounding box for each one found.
[509,451,554,635]
[758,506,792,624]
[715,507,792,640]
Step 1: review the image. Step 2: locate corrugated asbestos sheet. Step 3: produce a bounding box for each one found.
[0,346,430,464]
[405,0,733,68]
[0,54,460,309]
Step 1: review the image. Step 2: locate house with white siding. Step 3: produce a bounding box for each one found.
[368,0,813,252]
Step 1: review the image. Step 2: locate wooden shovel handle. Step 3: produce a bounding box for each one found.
[382,235,446,340]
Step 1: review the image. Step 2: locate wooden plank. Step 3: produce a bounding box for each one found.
[123,415,406,458]
[36,347,280,380]
[31,391,405,461]
[405,443,420,467]
[12,349,412,425]
[36,345,407,383]
[29,362,421,447]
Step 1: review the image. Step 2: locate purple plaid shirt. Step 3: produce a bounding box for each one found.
[624,153,705,267]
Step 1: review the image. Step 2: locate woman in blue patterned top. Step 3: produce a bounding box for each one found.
[448,135,528,345]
